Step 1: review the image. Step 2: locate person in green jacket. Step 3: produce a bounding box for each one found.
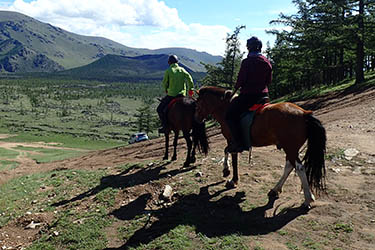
[157,55,194,133]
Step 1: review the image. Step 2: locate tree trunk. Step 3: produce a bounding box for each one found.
[355,0,365,84]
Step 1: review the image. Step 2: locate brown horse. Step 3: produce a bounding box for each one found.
[163,97,209,168]
[195,86,326,208]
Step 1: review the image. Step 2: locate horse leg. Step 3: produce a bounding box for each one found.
[296,161,315,208]
[191,139,196,164]
[163,132,169,160]
[223,149,230,177]
[171,131,178,161]
[225,153,238,188]
[182,131,192,168]
[268,160,294,198]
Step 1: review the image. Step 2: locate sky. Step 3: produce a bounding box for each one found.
[0,0,297,56]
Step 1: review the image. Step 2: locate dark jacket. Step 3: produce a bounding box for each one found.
[235,53,272,95]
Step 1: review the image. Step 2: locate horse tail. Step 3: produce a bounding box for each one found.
[192,119,209,155]
[303,114,327,193]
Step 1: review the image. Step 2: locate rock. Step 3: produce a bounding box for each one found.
[25,221,42,229]
[331,168,341,173]
[344,148,359,160]
[161,185,173,201]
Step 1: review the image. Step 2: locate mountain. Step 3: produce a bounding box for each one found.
[57,54,206,81]
[0,11,221,74]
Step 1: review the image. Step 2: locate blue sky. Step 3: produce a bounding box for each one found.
[0,0,297,56]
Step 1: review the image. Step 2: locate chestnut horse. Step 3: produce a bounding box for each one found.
[163,97,209,168]
[195,86,326,208]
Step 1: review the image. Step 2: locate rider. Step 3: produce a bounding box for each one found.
[226,36,272,153]
[157,55,195,133]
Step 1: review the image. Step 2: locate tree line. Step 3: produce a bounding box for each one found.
[267,0,375,97]
[202,1,375,99]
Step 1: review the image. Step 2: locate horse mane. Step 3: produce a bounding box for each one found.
[199,86,225,95]
[198,86,233,101]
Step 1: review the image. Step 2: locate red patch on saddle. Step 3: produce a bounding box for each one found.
[249,103,270,114]
[167,97,183,110]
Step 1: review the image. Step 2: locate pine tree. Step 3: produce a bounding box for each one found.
[201,25,245,88]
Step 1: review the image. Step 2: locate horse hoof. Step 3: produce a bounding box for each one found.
[190,157,196,164]
[268,190,279,199]
[223,169,230,178]
[183,162,190,168]
[171,156,177,161]
[163,156,168,161]
[300,203,312,212]
[225,180,237,189]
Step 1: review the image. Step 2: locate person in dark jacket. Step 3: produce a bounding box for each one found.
[226,36,272,153]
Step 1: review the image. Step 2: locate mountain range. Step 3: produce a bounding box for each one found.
[0,11,221,77]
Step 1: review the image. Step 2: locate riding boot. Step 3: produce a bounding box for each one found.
[158,108,168,133]
[226,120,244,153]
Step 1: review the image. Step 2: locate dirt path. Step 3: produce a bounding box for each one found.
[0,86,374,249]
[0,136,90,185]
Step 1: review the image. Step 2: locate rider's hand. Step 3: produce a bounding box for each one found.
[188,90,194,97]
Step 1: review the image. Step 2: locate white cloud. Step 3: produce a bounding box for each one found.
[139,23,230,55]
[1,0,229,55]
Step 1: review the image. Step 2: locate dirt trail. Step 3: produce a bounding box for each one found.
[0,86,374,249]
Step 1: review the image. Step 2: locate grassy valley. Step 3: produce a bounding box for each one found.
[0,77,163,149]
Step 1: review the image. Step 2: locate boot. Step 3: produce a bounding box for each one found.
[158,108,167,133]
[226,120,244,153]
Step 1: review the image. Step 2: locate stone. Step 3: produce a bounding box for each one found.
[344,148,359,160]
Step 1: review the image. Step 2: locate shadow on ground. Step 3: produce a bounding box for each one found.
[52,161,196,207]
[104,181,308,249]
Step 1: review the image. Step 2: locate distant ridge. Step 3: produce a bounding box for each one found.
[57,54,205,81]
[0,11,221,74]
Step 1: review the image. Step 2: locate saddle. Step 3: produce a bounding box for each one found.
[167,96,184,111]
[240,97,270,149]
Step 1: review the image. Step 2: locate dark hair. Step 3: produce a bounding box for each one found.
[246,36,262,52]
[168,55,178,63]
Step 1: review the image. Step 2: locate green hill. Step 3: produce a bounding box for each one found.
[0,11,221,73]
[57,54,205,81]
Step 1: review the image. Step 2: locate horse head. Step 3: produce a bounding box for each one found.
[194,89,207,123]
[195,86,230,123]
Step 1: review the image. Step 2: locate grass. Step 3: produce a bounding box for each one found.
[0,147,19,159]
[1,168,119,249]
[15,145,85,163]
[273,71,375,103]
[333,223,354,233]
[0,160,19,171]
[0,132,123,150]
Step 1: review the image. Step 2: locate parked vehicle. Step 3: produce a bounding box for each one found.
[128,132,149,144]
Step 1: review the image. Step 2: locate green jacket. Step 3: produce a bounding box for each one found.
[162,63,194,97]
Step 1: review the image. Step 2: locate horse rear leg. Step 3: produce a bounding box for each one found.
[163,132,169,160]
[296,161,315,208]
[182,131,192,168]
[171,131,178,161]
[191,140,197,164]
[268,160,294,198]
